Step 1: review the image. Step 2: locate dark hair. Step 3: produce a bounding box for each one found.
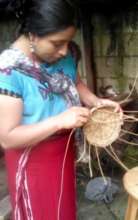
[18,0,78,36]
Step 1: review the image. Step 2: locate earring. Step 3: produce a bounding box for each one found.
[29,32,35,53]
[30,41,35,53]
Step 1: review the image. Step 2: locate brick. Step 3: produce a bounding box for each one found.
[124,33,138,56]
[123,57,138,77]
[95,57,120,78]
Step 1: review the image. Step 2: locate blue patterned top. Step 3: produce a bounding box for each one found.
[0,47,79,125]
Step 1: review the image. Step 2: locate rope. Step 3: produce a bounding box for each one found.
[119,71,138,103]
[109,145,129,171]
[57,128,75,220]
[124,110,138,113]
[88,144,93,178]
[119,137,138,146]
[76,136,87,163]
[94,146,107,184]
[123,115,138,121]
[104,147,129,171]
[121,129,138,136]
[123,119,137,122]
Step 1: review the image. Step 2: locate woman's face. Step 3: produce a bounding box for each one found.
[31,26,76,63]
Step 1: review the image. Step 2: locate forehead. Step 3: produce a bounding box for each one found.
[45,26,76,41]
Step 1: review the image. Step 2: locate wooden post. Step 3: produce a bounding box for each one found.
[80,10,97,93]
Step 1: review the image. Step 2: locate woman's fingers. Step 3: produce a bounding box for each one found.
[58,106,91,129]
[114,103,122,112]
[79,108,91,117]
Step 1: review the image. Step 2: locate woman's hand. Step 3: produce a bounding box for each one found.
[94,97,122,113]
[58,106,91,129]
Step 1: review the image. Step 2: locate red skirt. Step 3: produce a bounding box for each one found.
[4,132,76,220]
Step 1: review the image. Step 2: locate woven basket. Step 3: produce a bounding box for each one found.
[83,106,123,148]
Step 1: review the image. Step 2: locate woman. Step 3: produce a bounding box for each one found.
[0,0,120,219]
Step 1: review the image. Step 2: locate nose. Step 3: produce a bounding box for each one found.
[58,44,68,57]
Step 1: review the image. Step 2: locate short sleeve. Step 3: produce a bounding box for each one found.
[0,69,22,98]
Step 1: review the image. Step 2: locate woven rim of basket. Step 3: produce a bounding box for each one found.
[83,105,123,148]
